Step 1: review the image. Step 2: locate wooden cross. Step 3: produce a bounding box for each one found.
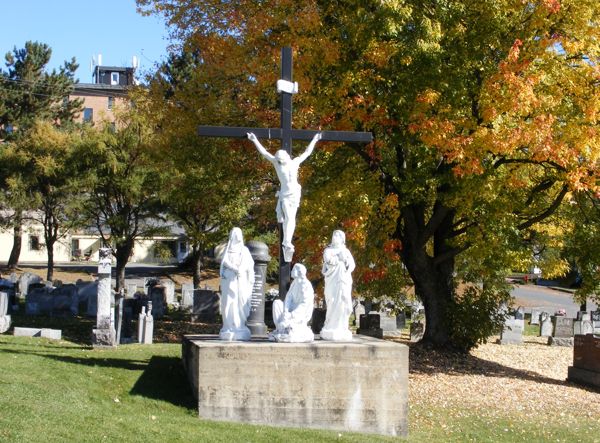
[198,47,372,298]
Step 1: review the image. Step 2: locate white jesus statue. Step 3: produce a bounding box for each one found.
[247,131,322,262]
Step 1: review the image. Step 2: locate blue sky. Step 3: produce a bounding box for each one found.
[0,0,171,83]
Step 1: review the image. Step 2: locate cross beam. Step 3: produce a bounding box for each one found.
[198,47,372,299]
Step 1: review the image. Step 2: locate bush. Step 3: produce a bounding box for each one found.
[448,284,511,352]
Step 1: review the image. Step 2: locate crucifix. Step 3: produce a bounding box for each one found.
[198,47,372,299]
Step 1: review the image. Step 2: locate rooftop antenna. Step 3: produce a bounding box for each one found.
[132,55,139,69]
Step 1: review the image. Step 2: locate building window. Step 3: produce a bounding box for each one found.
[108,96,115,110]
[83,108,93,122]
[5,124,13,134]
[179,242,187,253]
[111,72,119,85]
[29,235,41,251]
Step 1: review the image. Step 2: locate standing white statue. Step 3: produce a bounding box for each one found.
[219,227,255,341]
[270,263,315,343]
[247,131,322,262]
[320,230,355,341]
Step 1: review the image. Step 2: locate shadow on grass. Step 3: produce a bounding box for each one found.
[130,356,196,410]
[0,347,147,370]
[408,342,568,387]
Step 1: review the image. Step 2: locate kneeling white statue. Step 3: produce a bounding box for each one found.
[219,227,255,341]
[270,263,315,343]
[320,230,355,341]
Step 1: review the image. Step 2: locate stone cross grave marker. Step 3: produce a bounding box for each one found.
[197,47,373,299]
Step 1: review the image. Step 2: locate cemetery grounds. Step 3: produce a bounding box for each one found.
[1,267,599,442]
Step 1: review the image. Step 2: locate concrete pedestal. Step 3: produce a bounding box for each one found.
[182,334,408,437]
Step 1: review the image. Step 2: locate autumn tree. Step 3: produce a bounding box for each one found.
[139,0,600,350]
[0,41,82,268]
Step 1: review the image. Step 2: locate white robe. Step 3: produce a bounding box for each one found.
[320,245,355,341]
[219,244,254,339]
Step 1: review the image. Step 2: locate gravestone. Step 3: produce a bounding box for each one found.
[574,319,594,336]
[92,248,116,347]
[568,334,600,389]
[162,280,176,305]
[191,289,219,323]
[138,302,154,344]
[14,327,61,340]
[540,312,553,337]
[125,281,138,298]
[18,273,42,297]
[530,308,542,325]
[121,299,135,343]
[26,287,53,315]
[553,316,574,337]
[396,312,407,329]
[79,281,99,316]
[148,285,166,319]
[380,313,402,336]
[353,301,365,327]
[548,316,574,347]
[592,311,600,334]
[51,284,78,316]
[181,283,194,310]
[357,313,383,339]
[410,321,425,342]
[0,291,11,333]
[514,306,525,330]
[499,316,523,345]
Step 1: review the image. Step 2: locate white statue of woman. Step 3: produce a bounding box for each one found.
[219,227,255,341]
[270,263,314,343]
[247,132,322,262]
[320,230,355,341]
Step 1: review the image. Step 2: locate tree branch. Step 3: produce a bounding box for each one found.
[517,184,569,230]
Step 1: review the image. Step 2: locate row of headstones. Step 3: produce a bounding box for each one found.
[16,276,183,320]
[500,307,600,345]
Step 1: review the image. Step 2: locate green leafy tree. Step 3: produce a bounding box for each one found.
[77,109,166,290]
[0,41,82,269]
[146,50,265,288]
[139,0,600,350]
[2,121,86,280]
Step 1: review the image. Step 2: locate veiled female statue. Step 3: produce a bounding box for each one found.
[320,230,355,341]
[219,227,255,341]
[270,263,314,343]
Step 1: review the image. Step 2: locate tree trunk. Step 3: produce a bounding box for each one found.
[400,204,457,349]
[115,240,134,291]
[7,214,23,269]
[46,239,55,282]
[191,245,204,289]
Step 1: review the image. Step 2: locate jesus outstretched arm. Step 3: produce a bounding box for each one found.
[247,132,276,163]
[295,132,322,164]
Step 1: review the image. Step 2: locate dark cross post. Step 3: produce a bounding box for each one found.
[198,47,372,299]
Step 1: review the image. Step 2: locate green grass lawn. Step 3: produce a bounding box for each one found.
[1,330,599,442]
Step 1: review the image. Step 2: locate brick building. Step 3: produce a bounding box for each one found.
[71,65,135,124]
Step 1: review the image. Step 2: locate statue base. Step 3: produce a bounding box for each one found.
[182,334,408,437]
[219,328,251,341]
[92,328,116,348]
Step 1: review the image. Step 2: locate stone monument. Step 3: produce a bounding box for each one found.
[0,291,11,333]
[92,248,116,347]
[540,312,553,337]
[185,47,407,437]
[245,240,271,335]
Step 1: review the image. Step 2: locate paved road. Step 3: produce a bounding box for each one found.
[511,284,597,316]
